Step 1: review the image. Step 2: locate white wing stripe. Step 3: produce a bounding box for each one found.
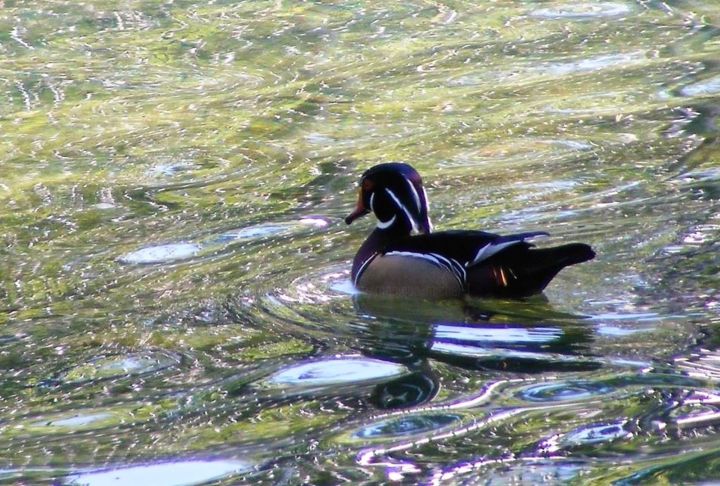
[468,240,523,267]
[385,251,442,265]
[405,177,421,212]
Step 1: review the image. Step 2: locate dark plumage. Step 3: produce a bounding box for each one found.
[345,163,595,299]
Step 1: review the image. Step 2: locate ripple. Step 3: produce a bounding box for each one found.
[540,421,632,452]
[213,218,329,243]
[513,179,583,202]
[215,224,292,242]
[680,168,720,184]
[329,278,359,296]
[590,311,664,337]
[591,312,662,321]
[3,402,173,436]
[37,412,113,429]
[596,324,655,337]
[94,202,118,210]
[260,356,410,390]
[674,349,720,382]
[562,421,632,446]
[433,459,583,485]
[520,381,613,402]
[305,132,335,145]
[684,390,720,405]
[542,52,645,76]
[669,390,720,430]
[530,3,633,20]
[679,75,720,97]
[146,162,201,178]
[428,323,595,371]
[370,372,440,410]
[118,218,331,265]
[63,458,252,486]
[274,265,355,305]
[448,52,644,89]
[434,324,564,344]
[57,351,180,385]
[431,342,570,361]
[673,406,720,430]
[353,413,461,440]
[12,411,118,435]
[117,243,201,264]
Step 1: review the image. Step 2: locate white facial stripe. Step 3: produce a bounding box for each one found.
[369,192,375,213]
[421,187,433,232]
[385,188,419,233]
[405,177,421,213]
[376,214,396,229]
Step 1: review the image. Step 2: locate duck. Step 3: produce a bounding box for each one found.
[344,162,595,299]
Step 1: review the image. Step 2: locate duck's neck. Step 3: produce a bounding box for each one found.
[352,227,409,280]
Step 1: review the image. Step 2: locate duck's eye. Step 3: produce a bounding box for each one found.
[362,179,374,192]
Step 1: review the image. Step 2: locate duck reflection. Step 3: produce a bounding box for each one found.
[370,368,440,410]
[233,292,598,413]
[353,293,598,409]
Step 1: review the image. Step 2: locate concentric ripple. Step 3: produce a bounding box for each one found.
[540,421,633,453]
[352,413,462,441]
[519,380,614,402]
[258,356,410,391]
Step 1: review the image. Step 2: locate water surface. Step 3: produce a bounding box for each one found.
[1,0,720,484]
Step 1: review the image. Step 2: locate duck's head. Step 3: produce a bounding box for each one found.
[345,162,432,234]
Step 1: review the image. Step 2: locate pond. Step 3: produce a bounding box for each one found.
[1,0,720,484]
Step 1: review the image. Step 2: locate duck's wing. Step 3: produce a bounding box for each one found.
[465,242,595,297]
[384,230,549,266]
[385,230,593,297]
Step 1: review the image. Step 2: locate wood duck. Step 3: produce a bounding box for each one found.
[345,163,595,299]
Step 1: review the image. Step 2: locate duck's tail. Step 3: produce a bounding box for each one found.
[467,243,595,297]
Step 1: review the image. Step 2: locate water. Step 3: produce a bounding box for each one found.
[1,0,719,484]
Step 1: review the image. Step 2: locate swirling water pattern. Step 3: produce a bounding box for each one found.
[1,0,720,484]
